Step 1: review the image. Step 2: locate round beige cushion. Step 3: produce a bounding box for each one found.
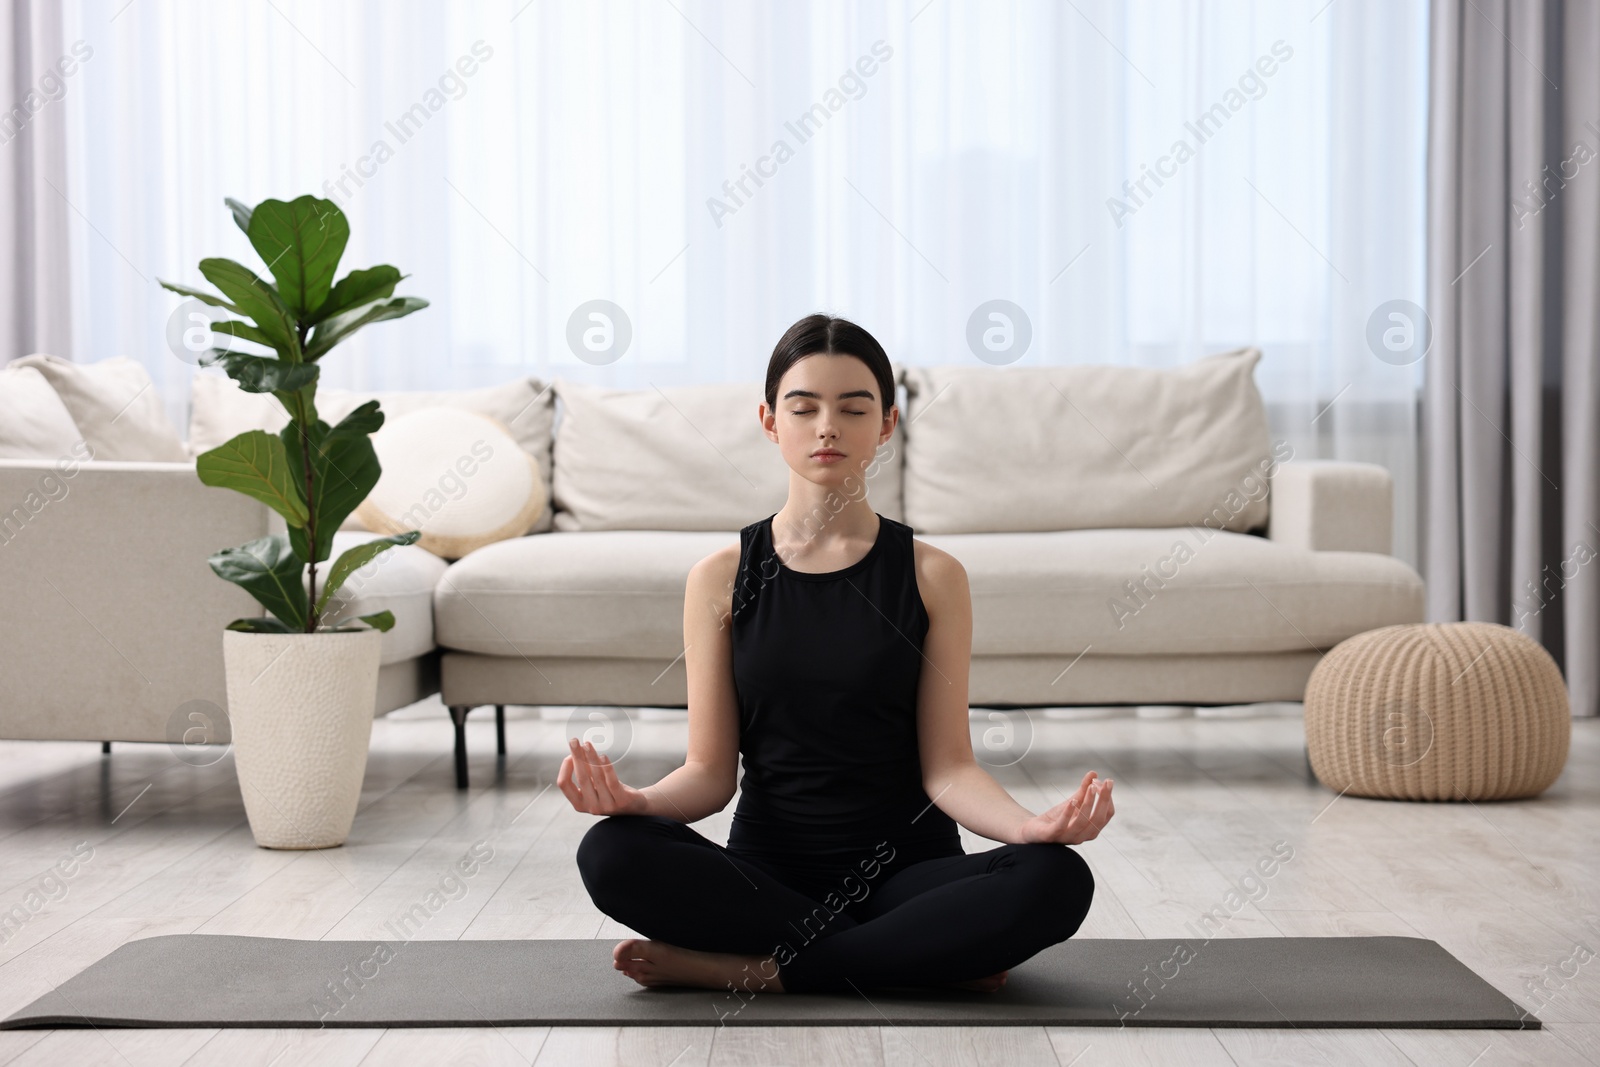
[1304,621,1570,801]
[356,407,546,560]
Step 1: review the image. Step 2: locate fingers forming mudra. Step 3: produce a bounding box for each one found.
[1037,770,1115,845]
[558,737,645,815]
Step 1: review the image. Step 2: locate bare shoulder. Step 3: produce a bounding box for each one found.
[910,536,969,617]
[687,538,742,623]
[692,539,742,581]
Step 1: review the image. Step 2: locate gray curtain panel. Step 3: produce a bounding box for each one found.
[0,0,73,363]
[1425,0,1599,718]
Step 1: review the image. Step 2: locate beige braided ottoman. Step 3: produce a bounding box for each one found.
[1304,621,1570,800]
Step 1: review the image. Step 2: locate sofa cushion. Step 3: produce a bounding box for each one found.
[432,525,1423,659]
[550,370,908,532]
[189,372,558,533]
[0,365,86,458]
[901,348,1272,534]
[357,408,547,559]
[435,529,732,657]
[918,527,1423,655]
[12,354,188,461]
[310,529,449,665]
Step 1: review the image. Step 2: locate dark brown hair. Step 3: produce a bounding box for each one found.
[765,314,895,421]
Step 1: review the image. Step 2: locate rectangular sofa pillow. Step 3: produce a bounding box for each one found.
[900,347,1272,534]
[0,364,88,459]
[189,373,558,533]
[11,353,188,462]
[550,369,908,532]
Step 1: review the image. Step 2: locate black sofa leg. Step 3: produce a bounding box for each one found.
[495,704,506,756]
[102,741,111,755]
[449,705,473,789]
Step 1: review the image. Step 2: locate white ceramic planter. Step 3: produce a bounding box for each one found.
[222,628,383,849]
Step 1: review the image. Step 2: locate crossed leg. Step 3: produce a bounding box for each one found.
[575,813,1095,995]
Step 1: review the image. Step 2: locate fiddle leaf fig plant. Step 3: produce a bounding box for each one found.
[158,194,429,635]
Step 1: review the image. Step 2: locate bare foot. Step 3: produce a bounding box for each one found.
[612,938,784,993]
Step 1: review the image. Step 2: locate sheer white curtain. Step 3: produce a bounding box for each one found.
[59,0,1429,564]
[1,0,74,361]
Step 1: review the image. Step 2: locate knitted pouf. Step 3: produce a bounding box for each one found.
[1304,621,1570,801]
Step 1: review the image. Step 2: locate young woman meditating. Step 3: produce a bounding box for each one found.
[562,313,1113,995]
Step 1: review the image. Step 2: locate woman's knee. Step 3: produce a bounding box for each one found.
[1011,843,1095,939]
[575,814,672,891]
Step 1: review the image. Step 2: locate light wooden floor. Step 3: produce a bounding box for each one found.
[0,700,1596,1066]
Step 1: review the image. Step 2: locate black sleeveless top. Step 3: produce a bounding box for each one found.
[727,511,963,867]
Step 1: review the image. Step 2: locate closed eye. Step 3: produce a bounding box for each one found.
[792,409,867,415]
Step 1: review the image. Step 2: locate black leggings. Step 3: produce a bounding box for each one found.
[575,813,1095,994]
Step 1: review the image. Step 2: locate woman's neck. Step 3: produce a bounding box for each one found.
[771,501,879,564]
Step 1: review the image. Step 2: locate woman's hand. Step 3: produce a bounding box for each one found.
[1019,770,1114,845]
[557,737,650,816]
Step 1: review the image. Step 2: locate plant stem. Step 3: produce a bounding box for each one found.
[297,322,318,633]
[302,420,317,632]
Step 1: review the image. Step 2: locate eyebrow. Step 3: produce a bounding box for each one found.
[782,389,876,401]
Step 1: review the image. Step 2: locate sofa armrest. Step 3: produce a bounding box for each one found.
[1266,460,1394,554]
[0,458,270,743]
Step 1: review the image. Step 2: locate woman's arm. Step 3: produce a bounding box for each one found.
[912,543,1113,846]
[558,548,742,822]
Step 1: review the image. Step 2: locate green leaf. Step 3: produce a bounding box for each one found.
[198,258,300,356]
[305,296,429,360]
[157,279,241,314]
[210,319,277,349]
[207,350,320,395]
[357,610,396,632]
[224,616,296,633]
[225,197,253,235]
[308,265,402,325]
[196,430,310,528]
[271,385,319,428]
[209,535,308,631]
[281,401,386,564]
[246,196,349,320]
[314,531,421,616]
[329,397,385,437]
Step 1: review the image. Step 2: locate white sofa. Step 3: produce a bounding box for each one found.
[0,349,1425,788]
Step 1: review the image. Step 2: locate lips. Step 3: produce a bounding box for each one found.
[812,450,844,458]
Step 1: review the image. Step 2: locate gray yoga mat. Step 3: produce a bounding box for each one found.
[1,934,1535,1029]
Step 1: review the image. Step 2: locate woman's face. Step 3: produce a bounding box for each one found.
[763,353,895,485]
